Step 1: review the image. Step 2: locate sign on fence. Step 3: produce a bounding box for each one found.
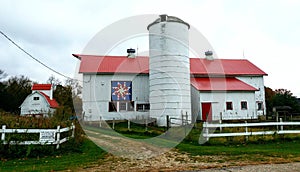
[39,130,56,143]
[0,123,75,149]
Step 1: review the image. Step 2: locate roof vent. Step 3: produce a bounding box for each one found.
[205,50,213,60]
[127,48,136,58]
[160,14,168,22]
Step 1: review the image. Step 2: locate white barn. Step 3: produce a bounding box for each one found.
[74,15,267,126]
[20,84,59,117]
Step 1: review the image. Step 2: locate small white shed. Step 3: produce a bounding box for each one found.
[20,84,59,117]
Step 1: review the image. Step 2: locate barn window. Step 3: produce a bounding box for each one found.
[137,103,150,111]
[127,101,134,111]
[109,101,134,112]
[241,101,248,110]
[226,102,233,110]
[33,97,39,101]
[119,102,127,111]
[109,102,117,112]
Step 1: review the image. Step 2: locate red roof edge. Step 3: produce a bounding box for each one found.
[32,84,52,90]
[40,92,59,108]
[190,77,258,91]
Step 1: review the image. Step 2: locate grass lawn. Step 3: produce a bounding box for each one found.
[0,139,106,172]
[177,139,300,156]
[176,137,300,163]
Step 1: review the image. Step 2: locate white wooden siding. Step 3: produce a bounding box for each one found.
[236,76,266,115]
[82,74,149,121]
[198,91,257,120]
[20,92,54,116]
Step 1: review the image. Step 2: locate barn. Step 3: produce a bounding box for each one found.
[74,15,267,126]
[20,84,59,117]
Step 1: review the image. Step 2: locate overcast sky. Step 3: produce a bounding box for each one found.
[0,0,299,97]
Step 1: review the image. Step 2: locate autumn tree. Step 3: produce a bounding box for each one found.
[265,87,300,114]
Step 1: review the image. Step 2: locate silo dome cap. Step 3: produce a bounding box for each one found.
[147,14,190,30]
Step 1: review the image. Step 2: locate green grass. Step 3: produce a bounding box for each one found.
[177,124,300,161]
[177,139,300,157]
[0,139,106,172]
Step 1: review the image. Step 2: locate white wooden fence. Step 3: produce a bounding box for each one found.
[202,119,300,141]
[0,123,75,149]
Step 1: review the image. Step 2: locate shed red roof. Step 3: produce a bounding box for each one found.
[73,54,267,76]
[32,84,52,90]
[40,92,59,108]
[190,77,258,91]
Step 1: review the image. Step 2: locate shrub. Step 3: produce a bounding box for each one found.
[0,112,85,159]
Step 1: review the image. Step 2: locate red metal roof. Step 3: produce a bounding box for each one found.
[73,54,267,76]
[74,54,149,74]
[40,92,59,108]
[190,58,267,76]
[32,84,52,90]
[190,77,258,91]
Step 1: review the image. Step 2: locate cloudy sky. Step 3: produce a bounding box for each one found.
[0,0,299,97]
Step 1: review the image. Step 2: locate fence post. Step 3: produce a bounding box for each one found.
[185,112,188,125]
[245,121,249,141]
[71,123,75,138]
[166,115,170,130]
[99,116,102,128]
[219,119,222,132]
[112,118,115,130]
[204,122,209,142]
[128,120,131,131]
[145,118,148,131]
[56,125,61,149]
[280,118,283,131]
[276,112,279,130]
[1,125,6,142]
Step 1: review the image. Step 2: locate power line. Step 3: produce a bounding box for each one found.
[0,30,80,82]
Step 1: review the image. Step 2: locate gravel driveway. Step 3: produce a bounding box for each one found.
[80,129,300,172]
[198,162,300,172]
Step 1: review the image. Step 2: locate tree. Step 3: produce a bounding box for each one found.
[0,69,7,80]
[53,84,74,120]
[272,89,300,113]
[0,75,32,114]
[265,87,300,114]
[64,78,82,97]
[265,86,275,114]
[47,75,61,85]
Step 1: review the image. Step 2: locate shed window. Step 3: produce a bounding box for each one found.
[241,101,248,110]
[257,102,263,110]
[33,97,39,101]
[226,102,233,110]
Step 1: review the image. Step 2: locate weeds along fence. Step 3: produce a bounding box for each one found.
[0,123,75,149]
[202,118,300,141]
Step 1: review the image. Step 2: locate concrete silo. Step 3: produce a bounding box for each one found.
[147,14,191,126]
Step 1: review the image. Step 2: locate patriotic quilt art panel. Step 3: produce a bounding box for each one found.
[111,81,132,101]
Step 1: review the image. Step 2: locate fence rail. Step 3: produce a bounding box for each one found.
[0,123,75,149]
[202,119,300,141]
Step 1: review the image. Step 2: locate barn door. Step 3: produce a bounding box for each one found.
[201,103,212,121]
